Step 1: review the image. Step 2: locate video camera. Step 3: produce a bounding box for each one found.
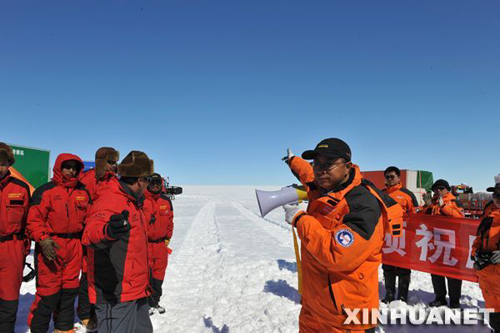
[473,251,492,270]
[165,186,183,195]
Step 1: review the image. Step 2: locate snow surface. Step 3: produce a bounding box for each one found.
[16,185,491,332]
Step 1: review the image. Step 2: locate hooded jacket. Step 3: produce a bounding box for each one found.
[288,156,402,331]
[0,170,31,237]
[27,154,91,242]
[383,183,419,214]
[82,180,150,304]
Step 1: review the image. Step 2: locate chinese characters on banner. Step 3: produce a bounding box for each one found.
[382,214,480,282]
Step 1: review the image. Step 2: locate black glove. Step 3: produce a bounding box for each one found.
[106,210,130,239]
[39,237,60,261]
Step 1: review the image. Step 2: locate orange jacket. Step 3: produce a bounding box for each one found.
[472,209,500,311]
[425,192,464,217]
[383,184,418,214]
[289,157,401,331]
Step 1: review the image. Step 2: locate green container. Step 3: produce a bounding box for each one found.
[8,144,50,188]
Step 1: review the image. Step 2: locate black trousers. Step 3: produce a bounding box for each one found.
[382,264,411,300]
[148,278,163,307]
[78,272,96,321]
[30,288,79,333]
[0,298,19,333]
[491,312,500,332]
[95,297,153,333]
[431,274,462,305]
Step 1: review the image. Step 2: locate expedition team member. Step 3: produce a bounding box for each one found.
[0,143,31,333]
[381,166,419,303]
[82,151,154,333]
[78,147,119,331]
[143,173,174,315]
[473,174,500,333]
[425,179,465,308]
[27,154,91,333]
[282,138,403,333]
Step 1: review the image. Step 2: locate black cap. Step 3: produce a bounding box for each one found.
[302,138,351,161]
[432,179,451,192]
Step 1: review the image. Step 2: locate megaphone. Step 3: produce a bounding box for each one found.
[256,184,308,217]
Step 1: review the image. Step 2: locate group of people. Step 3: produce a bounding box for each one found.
[0,144,174,333]
[282,137,500,333]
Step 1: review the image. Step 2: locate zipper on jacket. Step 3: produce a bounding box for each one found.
[327,275,337,310]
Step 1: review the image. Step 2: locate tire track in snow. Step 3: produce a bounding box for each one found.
[152,200,228,333]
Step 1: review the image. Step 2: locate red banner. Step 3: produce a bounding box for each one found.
[382,214,480,282]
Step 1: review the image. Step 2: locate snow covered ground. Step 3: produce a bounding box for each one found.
[16,185,491,332]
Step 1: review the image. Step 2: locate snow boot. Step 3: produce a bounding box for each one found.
[149,306,156,316]
[81,316,98,332]
[382,292,394,304]
[429,298,447,307]
[155,305,166,314]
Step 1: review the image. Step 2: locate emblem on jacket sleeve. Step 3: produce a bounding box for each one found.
[336,229,354,247]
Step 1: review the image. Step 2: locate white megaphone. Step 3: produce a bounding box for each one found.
[256,185,308,217]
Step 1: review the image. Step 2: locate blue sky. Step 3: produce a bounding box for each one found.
[1,1,499,190]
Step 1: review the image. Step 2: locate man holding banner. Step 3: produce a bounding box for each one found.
[381,166,419,303]
[425,179,465,308]
[282,138,403,332]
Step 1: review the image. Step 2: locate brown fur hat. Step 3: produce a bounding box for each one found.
[0,142,15,165]
[118,151,154,178]
[95,147,120,180]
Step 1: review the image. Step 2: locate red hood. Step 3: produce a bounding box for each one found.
[52,153,84,188]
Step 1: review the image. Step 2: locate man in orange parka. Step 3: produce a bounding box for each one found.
[143,173,174,315]
[381,166,419,303]
[0,143,31,333]
[78,147,119,331]
[282,138,403,333]
[473,174,500,333]
[425,179,465,308]
[27,154,91,333]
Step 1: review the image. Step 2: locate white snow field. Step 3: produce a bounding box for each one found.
[16,186,491,332]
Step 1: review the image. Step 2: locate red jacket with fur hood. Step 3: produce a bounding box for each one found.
[27,154,91,242]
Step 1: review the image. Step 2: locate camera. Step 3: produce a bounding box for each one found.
[473,252,492,270]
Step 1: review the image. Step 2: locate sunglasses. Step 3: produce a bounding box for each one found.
[434,186,446,191]
[385,175,396,180]
[107,160,117,165]
[493,192,500,199]
[142,176,153,183]
[312,160,345,171]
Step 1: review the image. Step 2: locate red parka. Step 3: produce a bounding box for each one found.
[82,180,150,304]
[144,189,174,280]
[79,169,117,201]
[27,154,91,242]
[0,171,31,301]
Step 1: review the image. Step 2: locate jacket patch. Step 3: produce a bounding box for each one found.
[335,229,354,247]
[75,196,87,201]
[10,200,24,205]
[7,193,23,199]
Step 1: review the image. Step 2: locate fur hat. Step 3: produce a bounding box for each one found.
[95,147,119,180]
[0,142,15,165]
[118,151,154,178]
[486,174,500,192]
